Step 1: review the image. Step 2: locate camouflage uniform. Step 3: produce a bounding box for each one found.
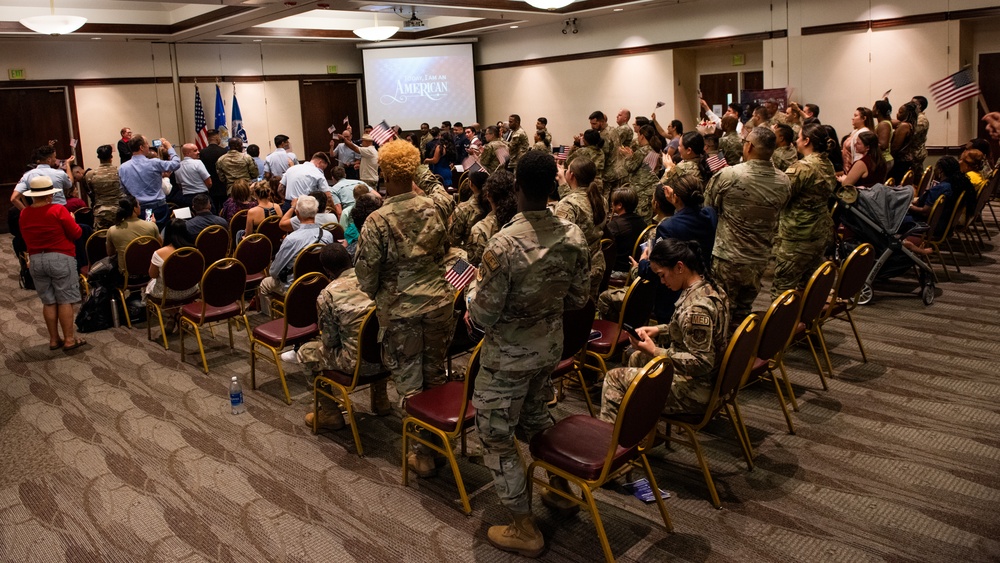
[601,279,729,421]
[467,212,498,266]
[216,150,259,193]
[448,196,483,250]
[719,132,743,166]
[479,140,508,174]
[297,269,381,376]
[706,159,790,328]
[600,127,626,193]
[468,209,590,515]
[85,163,122,229]
[771,145,799,172]
[354,172,456,402]
[538,129,553,147]
[615,124,634,150]
[506,128,530,170]
[554,188,607,302]
[771,153,836,299]
[530,141,550,153]
[661,158,703,186]
[623,145,659,224]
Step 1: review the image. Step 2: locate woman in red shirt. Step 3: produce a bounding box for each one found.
[19,176,86,351]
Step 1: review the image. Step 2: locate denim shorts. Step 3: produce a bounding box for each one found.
[30,252,80,305]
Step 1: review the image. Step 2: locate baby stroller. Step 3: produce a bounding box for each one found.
[834,183,936,306]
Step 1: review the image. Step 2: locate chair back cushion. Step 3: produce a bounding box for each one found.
[86,229,109,266]
[162,247,205,293]
[285,272,328,328]
[195,225,231,266]
[123,236,160,285]
[837,243,876,301]
[716,313,761,403]
[756,290,800,362]
[234,234,272,277]
[293,243,326,279]
[321,222,345,241]
[599,239,616,293]
[358,308,383,365]
[799,261,837,325]
[229,209,248,238]
[202,258,247,307]
[463,343,484,402]
[616,357,673,449]
[561,300,596,362]
[256,215,285,257]
[620,278,656,330]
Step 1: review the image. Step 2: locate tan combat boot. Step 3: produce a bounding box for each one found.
[304,407,345,430]
[540,474,581,515]
[487,512,545,558]
[406,450,436,478]
[370,380,393,416]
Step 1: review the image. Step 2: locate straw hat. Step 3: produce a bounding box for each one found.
[27,176,59,198]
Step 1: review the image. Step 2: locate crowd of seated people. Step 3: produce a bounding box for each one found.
[9,99,1000,559]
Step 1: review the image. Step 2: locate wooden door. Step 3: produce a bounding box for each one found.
[699,72,739,118]
[0,86,75,233]
[743,71,764,91]
[977,53,1000,165]
[298,79,362,159]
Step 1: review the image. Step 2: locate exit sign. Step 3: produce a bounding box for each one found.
[8,68,26,80]
[732,54,746,66]
[326,65,338,74]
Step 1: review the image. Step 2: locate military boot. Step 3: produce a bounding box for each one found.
[370,380,392,416]
[304,407,345,430]
[406,450,436,478]
[487,512,545,558]
[540,474,581,515]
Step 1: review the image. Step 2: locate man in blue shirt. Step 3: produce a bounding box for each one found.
[11,145,72,209]
[258,195,333,315]
[119,134,179,230]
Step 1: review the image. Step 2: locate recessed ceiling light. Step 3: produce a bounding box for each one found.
[613,8,623,11]
[253,39,262,42]
[91,36,101,40]
[510,25,519,28]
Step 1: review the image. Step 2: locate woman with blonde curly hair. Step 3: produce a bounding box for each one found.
[353,139,457,477]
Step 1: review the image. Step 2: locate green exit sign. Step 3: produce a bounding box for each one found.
[732,54,746,66]
[8,68,26,80]
[326,65,338,74]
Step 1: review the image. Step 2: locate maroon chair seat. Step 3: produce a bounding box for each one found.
[551,357,575,377]
[181,301,241,324]
[253,320,317,347]
[246,272,266,285]
[530,415,632,481]
[588,319,628,354]
[404,381,476,433]
[748,356,768,377]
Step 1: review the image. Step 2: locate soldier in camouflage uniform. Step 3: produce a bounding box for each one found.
[478,126,509,174]
[467,171,517,266]
[447,172,489,251]
[622,125,661,224]
[591,111,626,194]
[615,108,634,149]
[215,138,259,194]
[505,114,530,170]
[601,238,729,421]
[85,144,123,229]
[771,123,837,299]
[771,124,799,171]
[706,127,791,330]
[298,244,390,429]
[467,150,590,558]
[555,157,608,301]
[718,115,743,166]
[661,132,710,187]
[563,130,605,197]
[354,141,455,424]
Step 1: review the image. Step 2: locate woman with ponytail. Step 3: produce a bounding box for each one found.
[661,131,713,186]
[556,156,608,301]
[599,237,730,421]
[770,122,838,299]
[564,129,605,195]
[105,194,161,273]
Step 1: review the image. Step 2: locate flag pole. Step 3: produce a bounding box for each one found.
[979,93,991,114]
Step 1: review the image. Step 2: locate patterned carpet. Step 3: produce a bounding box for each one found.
[1,211,999,562]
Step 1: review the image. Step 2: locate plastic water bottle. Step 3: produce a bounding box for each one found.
[229,376,245,415]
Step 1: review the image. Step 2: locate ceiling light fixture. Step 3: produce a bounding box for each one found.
[353,13,399,42]
[19,0,86,35]
[524,0,574,9]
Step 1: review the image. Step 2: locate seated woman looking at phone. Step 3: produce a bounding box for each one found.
[600,238,730,421]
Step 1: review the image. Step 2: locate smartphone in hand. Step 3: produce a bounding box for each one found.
[622,323,644,342]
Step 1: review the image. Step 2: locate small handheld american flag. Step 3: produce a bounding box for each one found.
[706,152,728,173]
[556,145,570,161]
[370,120,397,145]
[445,258,477,291]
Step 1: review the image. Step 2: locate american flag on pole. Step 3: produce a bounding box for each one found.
[193,85,209,149]
[706,152,728,173]
[445,258,477,290]
[929,67,980,110]
[370,120,396,145]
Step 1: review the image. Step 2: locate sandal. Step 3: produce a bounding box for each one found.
[63,338,88,351]
[49,340,64,351]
